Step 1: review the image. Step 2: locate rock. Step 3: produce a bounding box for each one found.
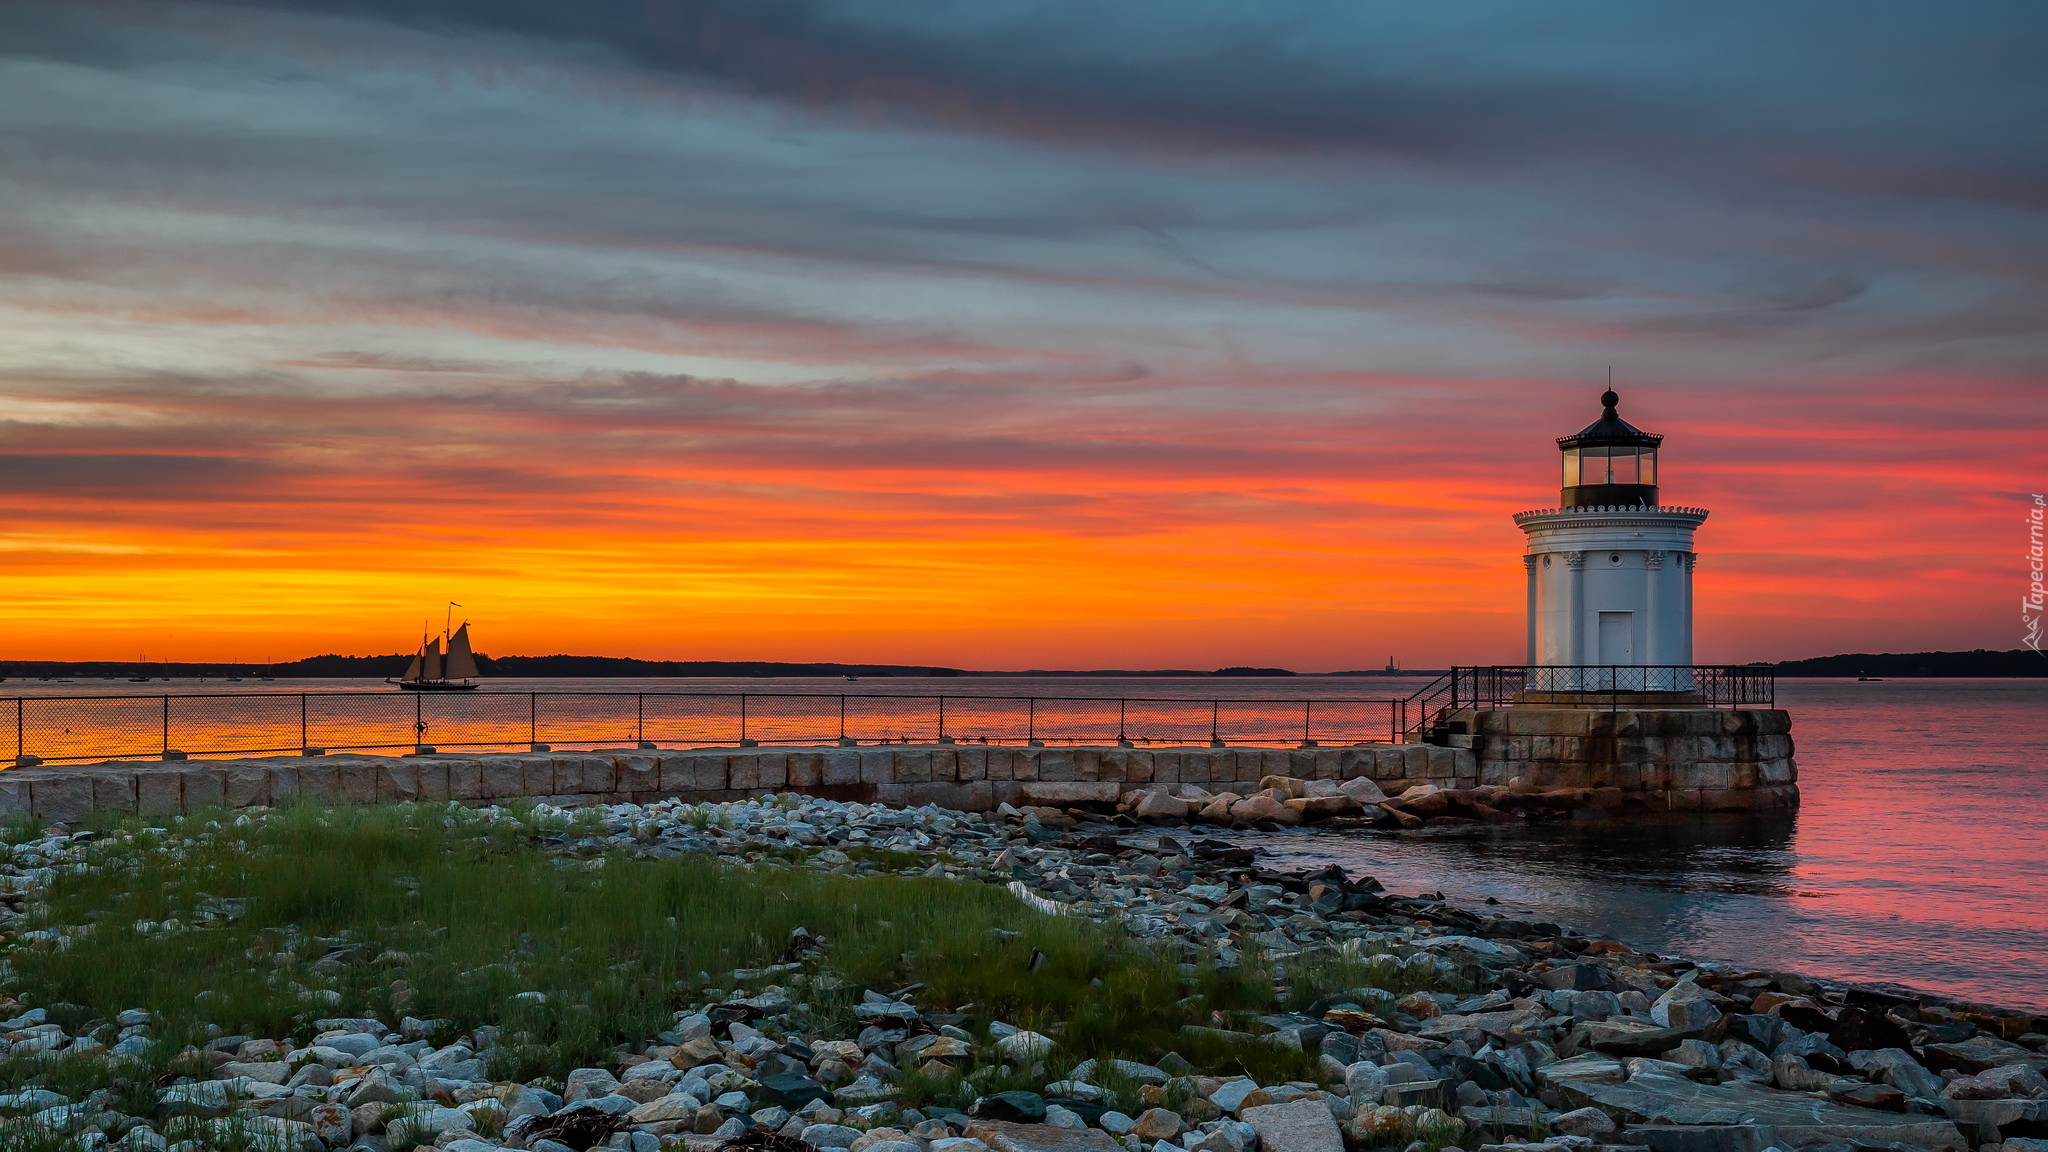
[1547,1107,1616,1138]
[1198,795,1240,822]
[1944,1097,2046,1137]
[1186,1126,1246,1152]
[351,1101,398,1135]
[1133,1109,1185,1141]
[1378,804,1424,829]
[1338,778,1387,804]
[966,1120,1125,1152]
[1926,1036,2048,1075]
[1589,1024,1707,1058]
[805,1123,865,1148]
[1624,1125,1781,1152]
[342,1068,409,1109]
[1241,1099,1345,1152]
[1044,1106,1086,1129]
[387,1105,474,1145]
[1284,796,1358,820]
[1396,993,1442,1020]
[1348,1105,1412,1146]
[1537,1054,1626,1086]
[1554,1070,1967,1149]
[1099,1111,1137,1136]
[628,1096,698,1125]
[1228,794,1300,825]
[1379,1081,1448,1108]
[997,1032,1055,1062]
[973,1092,1048,1124]
[1946,1065,2048,1100]
[2002,1140,2048,1152]
[1829,1082,1905,1111]
[1865,1047,1944,1100]
[1771,1053,1832,1092]
[1827,1006,1913,1054]
[1665,1040,1723,1071]
[308,1102,352,1147]
[222,1060,292,1084]
[1343,1063,1388,1099]
[759,1070,831,1108]
[931,1141,992,1152]
[1208,1080,1259,1113]
[1128,792,1190,821]
[565,1067,621,1103]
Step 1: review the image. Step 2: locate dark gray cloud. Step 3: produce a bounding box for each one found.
[60,0,2042,206]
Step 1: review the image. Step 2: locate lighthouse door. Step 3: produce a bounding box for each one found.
[1598,612,1635,664]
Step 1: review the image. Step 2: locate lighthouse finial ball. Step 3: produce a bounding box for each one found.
[1601,388,1619,410]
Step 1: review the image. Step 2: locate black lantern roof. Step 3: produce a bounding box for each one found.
[1557,389,1662,450]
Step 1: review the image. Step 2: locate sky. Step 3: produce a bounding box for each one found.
[1,1,2044,670]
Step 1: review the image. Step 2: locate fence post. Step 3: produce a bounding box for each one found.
[1303,700,1311,745]
[1027,698,1036,745]
[529,693,537,746]
[637,694,644,744]
[839,695,846,742]
[415,691,424,747]
[13,697,20,761]
[739,694,748,745]
[1117,698,1126,744]
[162,696,170,756]
[938,696,947,743]
[1210,700,1220,746]
[300,695,308,751]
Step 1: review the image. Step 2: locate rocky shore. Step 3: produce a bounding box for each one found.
[0,785,2039,1152]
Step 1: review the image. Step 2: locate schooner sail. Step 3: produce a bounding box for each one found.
[391,617,480,691]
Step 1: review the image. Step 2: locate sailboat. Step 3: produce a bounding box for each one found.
[390,615,481,691]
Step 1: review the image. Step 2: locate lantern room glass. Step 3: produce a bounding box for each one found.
[1564,445,1656,488]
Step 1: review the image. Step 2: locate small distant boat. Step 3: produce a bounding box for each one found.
[391,614,480,692]
[1858,676,1885,682]
[127,675,150,682]
[845,674,859,682]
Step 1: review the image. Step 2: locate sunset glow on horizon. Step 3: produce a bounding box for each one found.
[2,3,2043,670]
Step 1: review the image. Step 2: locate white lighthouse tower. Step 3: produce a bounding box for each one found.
[1513,390,1706,689]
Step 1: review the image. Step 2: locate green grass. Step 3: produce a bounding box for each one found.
[4,802,1306,1089]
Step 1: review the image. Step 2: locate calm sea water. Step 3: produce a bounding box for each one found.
[4,675,2042,1012]
[1244,678,2048,1014]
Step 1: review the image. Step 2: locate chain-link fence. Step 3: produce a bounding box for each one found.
[1,690,1414,764]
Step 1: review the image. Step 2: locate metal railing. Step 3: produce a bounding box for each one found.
[2,690,1422,765]
[1,666,1776,765]
[1401,664,1774,739]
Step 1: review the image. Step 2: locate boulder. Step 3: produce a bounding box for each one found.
[1338,777,1387,804]
[1127,791,1189,821]
[1829,1007,1914,1054]
[1554,1069,1967,1150]
[1241,1098,1345,1152]
[1548,1106,1616,1137]
[1198,794,1241,822]
[965,1120,1124,1152]
[1285,795,1359,820]
[971,1091,1047,1123]
[1926,1037,2048,1075]
[1229,794,1300,825]
[1208,1079,1260,1113]
[564,1067,621,1103]
[1132,1109,1184,1141]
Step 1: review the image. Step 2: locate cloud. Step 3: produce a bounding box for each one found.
[0,1,2041,663]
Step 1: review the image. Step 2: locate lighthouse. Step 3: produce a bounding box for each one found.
[1512,390,1707,687]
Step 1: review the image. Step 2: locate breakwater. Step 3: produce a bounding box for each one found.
[0,706,1793,822]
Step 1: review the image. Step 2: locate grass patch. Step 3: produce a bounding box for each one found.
[6,802,1289,1084]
